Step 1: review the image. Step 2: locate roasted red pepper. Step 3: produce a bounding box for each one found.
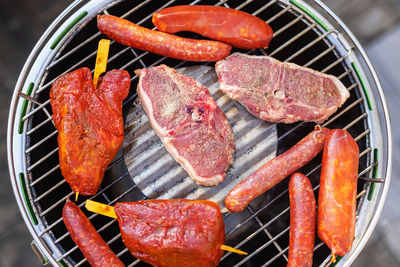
[114,199,225,267]
[50,67,130,195]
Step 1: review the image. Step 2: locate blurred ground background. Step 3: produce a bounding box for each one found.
[0,0,399,266]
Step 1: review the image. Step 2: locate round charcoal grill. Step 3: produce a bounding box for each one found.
[7,0,392,266]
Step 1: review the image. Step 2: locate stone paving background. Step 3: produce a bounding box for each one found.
[0,0,399,266]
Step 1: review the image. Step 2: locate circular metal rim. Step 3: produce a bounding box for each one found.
[7,0,393,266]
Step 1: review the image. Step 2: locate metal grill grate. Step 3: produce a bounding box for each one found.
[13,0,385,266]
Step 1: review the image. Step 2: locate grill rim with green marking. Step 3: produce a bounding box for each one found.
[7,0,392,266]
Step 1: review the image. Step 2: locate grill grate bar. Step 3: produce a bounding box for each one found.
[270,23,317,57]
[27,147,58,171]
[273,14,304,37]
[26,116,52,135]
[266,5,291,24]
[338,69,352,80]
[359,146,372,158]
[30,164,60,187]
[321,53,350,74]
[22,99,50,121]
[128,259,141,267]
[359,161,377,177]
[343,113,368,130]
[34,179,66,202]
[285,30,335,63]
[234,0,257,10]
[304,45,336,67]
[25,130,57,153]
[253,0,278,16]
[120,0,155,19]
[354,128,370,142]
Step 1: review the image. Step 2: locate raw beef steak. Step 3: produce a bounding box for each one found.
[135,65,235,186]
[215,53,350,124]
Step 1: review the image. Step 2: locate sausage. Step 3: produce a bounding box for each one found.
[317,129,359,261]
[62,200,124,267]
[97,15,231,62]
[152,5,273,49]
[287,173,316,267]
[225,126,330,212]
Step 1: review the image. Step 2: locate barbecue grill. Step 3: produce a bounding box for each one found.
[7,0,392,266]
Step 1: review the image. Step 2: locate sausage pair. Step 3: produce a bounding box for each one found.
[97,5,273,62]
[288,129,359,266]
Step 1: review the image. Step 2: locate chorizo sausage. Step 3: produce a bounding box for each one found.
[287,173,316,267]
[225,126,330,212]
[317,129,359,261]
[97,15,231,62]
[62,200,124,267]
[152,5,273,49]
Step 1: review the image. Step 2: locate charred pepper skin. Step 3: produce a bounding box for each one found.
[317,129,359,258]
[153,5,273,49]
[97,15,232,62]
[114,199,225,267]
[62,200,124,267]
[225,127,330,212]
[287,173,316,267]
[50,68,130,195]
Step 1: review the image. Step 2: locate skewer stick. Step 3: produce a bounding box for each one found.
[85,200,247,255]
[86,199,117,219]
[75,192,79,202]
[93,39,110,89]
[331,251,336,263]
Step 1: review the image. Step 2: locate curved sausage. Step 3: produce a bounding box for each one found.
[152,5,273,49]
[62,200,124,267]
[287,173,316,267]
[225,126,330,212]
[97,15,231,62]
[317,129,359,261]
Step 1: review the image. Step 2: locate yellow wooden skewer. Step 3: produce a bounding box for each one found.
[85,200,247,255]
[93,39,111,89]
[75,192,79,202]
[86,199,117,219]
